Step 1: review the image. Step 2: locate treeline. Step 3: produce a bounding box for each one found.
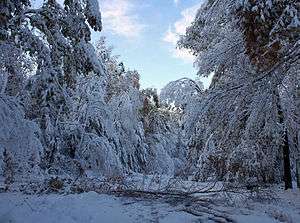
[0,0,190,189]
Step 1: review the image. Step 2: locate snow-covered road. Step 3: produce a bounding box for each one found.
[0,191,299,223]
[1,192,198,223]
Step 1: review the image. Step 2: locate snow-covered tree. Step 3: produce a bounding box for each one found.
[179,0,300,185]
[0,0,106,178]
[0,93,43,184]
[21,0,104,171]
[2,149,14,191]
[63,74,123,177]
[238,0,300,71]
[160,78,203,110]
[138,86,188,176]
[108,71,148,173]
[238,0,300,188]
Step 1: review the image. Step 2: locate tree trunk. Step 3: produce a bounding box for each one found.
[275,88,292,190]
[283,130,292,190]
[296,159,300,189]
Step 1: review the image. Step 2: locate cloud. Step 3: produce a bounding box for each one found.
[99,0,144,38]
[174,4,201,35]
[163,3,202,63]
[163,27,195,63]
[163,27,178,45]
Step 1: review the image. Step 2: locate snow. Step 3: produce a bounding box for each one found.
[1,1,299,222]
[234,215,278,223]
[160,77,202,109]
[0,192,198,223]
[0,185,299,223]
[0,95,42,180]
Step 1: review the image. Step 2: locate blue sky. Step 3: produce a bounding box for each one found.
[34,0,210,90]
[95,0,212,90]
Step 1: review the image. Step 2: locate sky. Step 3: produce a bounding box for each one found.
[34,0,211,90]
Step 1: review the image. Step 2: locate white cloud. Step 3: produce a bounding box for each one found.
[163,27,178,45]
[174,4,201,35]
[163,3,202,63]
[99,0,144,38]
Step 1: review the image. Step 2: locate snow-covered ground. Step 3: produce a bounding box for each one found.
[0,192,198,223]
[0,189,299,223]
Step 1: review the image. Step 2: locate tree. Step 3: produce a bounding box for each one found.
[139,87,188,176]
[94,38,148,173]
[0,92,43,184]
[3,149,14,191]
[10,0,103,170]
[160,78,203,110]
[108,71,148,173]
[238,0,300,189]
[179,0,300,185]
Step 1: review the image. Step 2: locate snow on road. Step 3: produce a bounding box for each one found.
[0,192,198,223]
[0,191,299,223]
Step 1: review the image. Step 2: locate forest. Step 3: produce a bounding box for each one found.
[0,0,299,222]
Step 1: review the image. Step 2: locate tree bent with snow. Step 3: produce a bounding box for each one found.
[179,0,300,186]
